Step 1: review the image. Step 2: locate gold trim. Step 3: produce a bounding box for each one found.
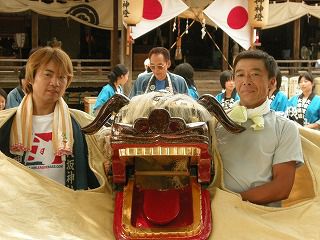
[135,170,189,176]
[119,146,201,157]
[121,177,203,238]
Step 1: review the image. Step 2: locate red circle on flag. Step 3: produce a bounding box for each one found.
[227,6,248,29]
[143,0,163,20]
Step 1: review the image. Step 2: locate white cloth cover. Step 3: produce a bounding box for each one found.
[0,108,320,239]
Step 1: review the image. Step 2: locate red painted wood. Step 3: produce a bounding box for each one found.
[143,189,180,225]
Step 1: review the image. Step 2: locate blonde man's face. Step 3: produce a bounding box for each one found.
[32,61,68,111]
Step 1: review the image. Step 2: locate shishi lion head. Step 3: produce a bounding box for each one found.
[82,91,244,189]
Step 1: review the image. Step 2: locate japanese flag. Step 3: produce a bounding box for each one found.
[204,0,251,50]
[131,0,188,39]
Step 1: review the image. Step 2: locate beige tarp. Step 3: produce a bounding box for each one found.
[179,1,320,30]
[0,108,320,239]
[0,1,319,31]
[208,126,320,239]
[0,0,121,30]
[265,2,320,29]
[0,108,115,239]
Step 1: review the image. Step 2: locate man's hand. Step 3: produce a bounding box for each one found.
[305,123,320,130]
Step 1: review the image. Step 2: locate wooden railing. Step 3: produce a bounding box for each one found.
[72,59,111,76]
[1,58,319,90]
[0,58,111,88]
[276,60,320,76]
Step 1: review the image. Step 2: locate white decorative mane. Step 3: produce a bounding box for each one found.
[117,92,212,124]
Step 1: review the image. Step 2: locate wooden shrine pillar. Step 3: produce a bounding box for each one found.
[31,12,39,49]
[222,31,229,70]
[293,18,301,74]
[293,18,301,60]
[111,0,119,69]
[122,26,133,96]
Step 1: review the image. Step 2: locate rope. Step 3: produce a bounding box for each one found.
[169,7,233,70]
[205,30,233,70]
[169,20,195,50]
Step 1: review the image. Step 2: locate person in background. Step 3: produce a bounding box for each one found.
[129,47,189,98]
[215,49,303,207]
[287,71,320,129]
[137,58,151,78]
[5,66,26,108]
[93,64,129,115]
[268,68,288,113]
[0,88,7,110]
[5,48,42,109]
[173,62,199,100]
[215,70,239,110]
[0,47,105,190]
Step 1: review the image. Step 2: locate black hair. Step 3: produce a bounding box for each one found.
[18,66,26,86]
[219,70,233,89]
[148,47,170,62]
[233,50,278,79]
[275,68,282,90]
[173,63,196,88]
[108,64,128,83]
[0,88,7,100]
[298,71,315,91]
[108,64,128,90]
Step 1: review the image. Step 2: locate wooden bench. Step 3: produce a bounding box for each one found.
[63,91,99,106]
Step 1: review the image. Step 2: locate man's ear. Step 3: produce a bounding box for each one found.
[167,60,171,68]
[269,77,276,88]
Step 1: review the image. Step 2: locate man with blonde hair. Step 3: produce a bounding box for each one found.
[0,47,106,190]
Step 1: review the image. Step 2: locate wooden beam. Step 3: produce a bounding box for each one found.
[293,18,301,74]
[222,31,229,70]
[122,26,132,96]
[293,18,301,60]
[31,12,38,49]
[111,0,119,68]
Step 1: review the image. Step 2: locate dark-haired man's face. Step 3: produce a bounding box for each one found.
[149,53,170,81]
[234,59,275,109]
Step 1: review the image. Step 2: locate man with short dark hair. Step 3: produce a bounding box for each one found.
[215,49,304,207]
[129,47,189,98]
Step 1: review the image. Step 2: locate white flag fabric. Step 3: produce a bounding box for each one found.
[131,0,189,40]
[204,0,251,50]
